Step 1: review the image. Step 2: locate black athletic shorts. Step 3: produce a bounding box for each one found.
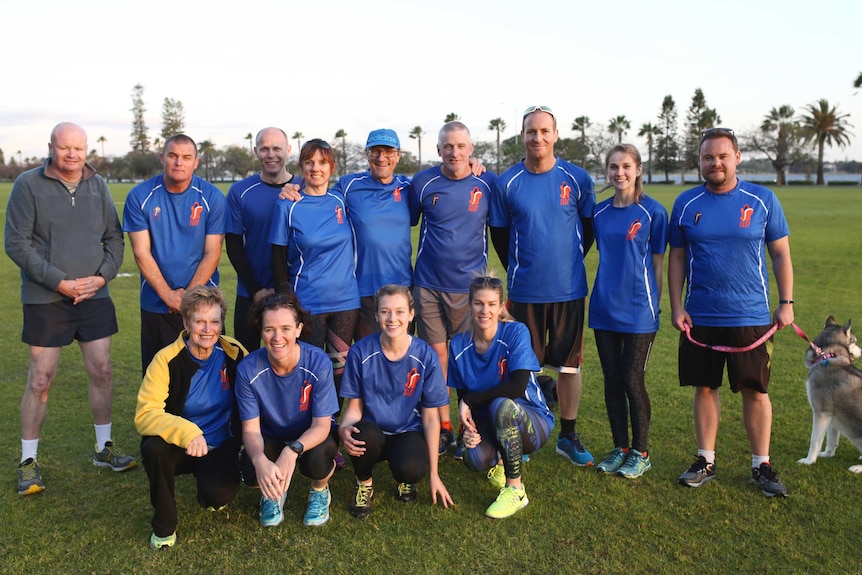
[22,298,118,347]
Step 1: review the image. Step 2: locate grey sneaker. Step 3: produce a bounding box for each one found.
[17,458,45,496]
[617,450,651,479]
[596,447,628,474]
[678,455,716,487]
[93,441,138,471]
[752,462,788,498]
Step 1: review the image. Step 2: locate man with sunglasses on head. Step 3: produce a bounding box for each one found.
[668,127,794,497]
[226,127,302,352]
[489,105,596,467]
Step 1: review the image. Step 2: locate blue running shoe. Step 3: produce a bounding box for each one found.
[555,434,594,466]
[303,487,331,526]
[260,493,285,527]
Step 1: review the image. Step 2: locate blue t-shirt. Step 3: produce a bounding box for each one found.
[411,166,494,293]
[589,195,668,333]
[448,321,554,429]
[668,181,790,327]
[235,343,338,441]
[123,174,227,313]
[335,172,415,296]
[183,344,234,448]
[269,190,360,315]
[340,334,448,434]
[227,173,302,298]
[489,158,595,303]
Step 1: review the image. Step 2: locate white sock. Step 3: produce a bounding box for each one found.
[752,454,770,469]
[697,449,716,464]
[22,439,39,463]
[94,423,112,451]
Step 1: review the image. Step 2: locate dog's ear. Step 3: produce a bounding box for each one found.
[826,316,838,327]
[845,319,852,332]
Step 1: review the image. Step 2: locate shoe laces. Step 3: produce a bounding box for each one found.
[757,463,779,482]
[497,485,524,504]
[355,483,373,505]
[397,483,413,497]
[102,442,125,458]
[19,460,38,481]
[569,434,587,453]
[689,456,710,473]
[307,489,329,515]
[261,497,282,518]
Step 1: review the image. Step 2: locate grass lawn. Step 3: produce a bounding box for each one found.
[1,180,861,575]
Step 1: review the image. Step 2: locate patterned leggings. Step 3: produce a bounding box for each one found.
[593,330,655,453]
[464,398,551,480]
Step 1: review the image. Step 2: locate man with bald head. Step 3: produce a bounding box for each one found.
[226,127,302,351]
[5,122,136,496]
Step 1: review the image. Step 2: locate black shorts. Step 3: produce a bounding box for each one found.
[509,299,585,373]
[22,298,118,347]
[678,325,773,393]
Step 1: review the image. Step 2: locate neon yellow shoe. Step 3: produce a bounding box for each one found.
[149,532,176,549]
[487,464,506,490]
[485,485,528,519]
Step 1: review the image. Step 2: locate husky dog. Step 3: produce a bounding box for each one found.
[798,317,862,473]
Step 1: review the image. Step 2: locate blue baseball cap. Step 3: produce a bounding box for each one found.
[365,129,400,149]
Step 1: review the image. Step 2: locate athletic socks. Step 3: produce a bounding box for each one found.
[94,423,112,452]
[21,439,39,463]
[697,449,716,465]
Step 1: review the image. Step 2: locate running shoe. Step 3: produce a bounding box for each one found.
[596,447,628,474]
[752,462,789,498]
[678,455,716,487]
[149,532,176,549]
[555,434,594,466]
[93,441,138,472]
[349,480,375,518]
[17,458,45,496]
[485,485,529,519]
[396,482,417,502]
[303,487,331,526]
[439,428,455,456]
[487,464,506,490]
[259,494,285,527]
[617,450,651,479]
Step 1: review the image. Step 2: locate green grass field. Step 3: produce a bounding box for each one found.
[1,181,860,575]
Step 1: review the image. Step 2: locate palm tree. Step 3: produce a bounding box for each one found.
[245,132,253,154]
[198,139,216,181]
[800,99,854,185]
[97,136,107,158]
[335,129,348,176]
[488,118,507,173]
[608,115,631,144]
[292,131,303,161]
[759,106,797,186]
[638,122,662,184]
[571,116,591,167]
[444,112,460,123]
[409,126,424,170]
[855,72,862,89]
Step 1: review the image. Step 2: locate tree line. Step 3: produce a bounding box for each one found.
[0,81,856,184]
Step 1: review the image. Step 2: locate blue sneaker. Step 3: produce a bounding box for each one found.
[259,493,285,527]
[555,434,594,466]
[617,450,651,479]
[596,447,628,474]
[303,487,331,526]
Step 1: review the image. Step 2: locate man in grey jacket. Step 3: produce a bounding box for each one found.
[5,122,137,496]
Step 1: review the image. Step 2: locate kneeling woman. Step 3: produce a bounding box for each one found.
[135,286,247,549]
[448,277,555,519]
[339,284,453,517]
[235,293,340,527]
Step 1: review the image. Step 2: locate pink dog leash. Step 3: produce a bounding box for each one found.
[683,321,820,354]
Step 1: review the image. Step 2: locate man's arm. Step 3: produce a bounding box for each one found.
[225,233,263,296]
[489,226,510,271]
[581,217,595,256]
[128,230,184,313]
[667,246,690,331]
[767,236,794,329]
[186,234,224,289]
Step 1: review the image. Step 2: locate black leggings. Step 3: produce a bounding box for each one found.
[594,330,655,453]
[348,419,429,484]
[301,309,358,395]
[239,432,338,486]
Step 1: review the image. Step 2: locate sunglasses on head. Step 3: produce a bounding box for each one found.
[470,276,503,288]
[301,138,331,152]
[523,105,554,117]
[700,127,734,138]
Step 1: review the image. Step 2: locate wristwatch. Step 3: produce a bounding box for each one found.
[287,440,304,457]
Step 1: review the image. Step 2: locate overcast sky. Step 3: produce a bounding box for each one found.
[2,0,860,166]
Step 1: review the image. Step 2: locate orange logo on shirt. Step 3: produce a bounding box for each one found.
[335,205,344,224]
[153,206,161,220]
[626,219,642,240]
[468,187,483,212]
[498,357,508,382]
[739,205,754,228]
[299,381,312,412]
[404,368,420,397]
[393,186,402,202]
[220,363,229,390]
[190,202,203,226]
[560,182,571,205]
